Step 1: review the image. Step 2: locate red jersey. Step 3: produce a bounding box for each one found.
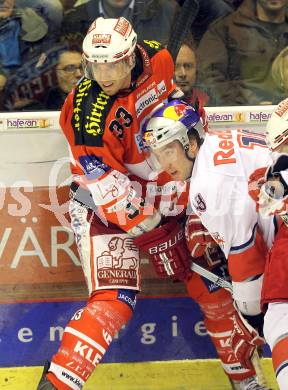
[60,42,185,232]
[261,220,288,310]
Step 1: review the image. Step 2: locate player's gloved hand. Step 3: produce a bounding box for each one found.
[185,214,215,257]
[248,167,267,211]
[134,220,192,281]
[230,310,265,370]
[249,155,288,216]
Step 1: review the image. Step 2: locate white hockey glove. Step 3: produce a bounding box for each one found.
[249,154,288,216]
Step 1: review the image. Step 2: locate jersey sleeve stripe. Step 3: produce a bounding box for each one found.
[230,223,257,254]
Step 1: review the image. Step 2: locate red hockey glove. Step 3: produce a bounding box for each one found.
[230,310,265,370]
[185,214,215,257]
[134,220,192,281]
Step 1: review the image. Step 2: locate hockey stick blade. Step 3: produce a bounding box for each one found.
[167,0,199,62]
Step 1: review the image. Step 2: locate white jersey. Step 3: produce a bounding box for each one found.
[189,129,275,258]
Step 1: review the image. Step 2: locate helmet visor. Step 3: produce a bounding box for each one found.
[82,57,132,81]
[145,140,182,173]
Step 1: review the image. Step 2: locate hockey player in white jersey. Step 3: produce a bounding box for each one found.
[142,99,275,389]
[248,97,288,390]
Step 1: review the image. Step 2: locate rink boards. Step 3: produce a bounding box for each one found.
[0,297,278,388]
[0,297,274,367]
[0,106,279,389]
[0,298,278,389]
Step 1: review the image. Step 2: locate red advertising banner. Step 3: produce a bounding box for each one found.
[0,186,185,302]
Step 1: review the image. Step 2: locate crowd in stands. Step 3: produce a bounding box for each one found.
[0,0,287,112]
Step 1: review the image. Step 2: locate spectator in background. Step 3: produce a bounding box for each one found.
[0,0,49,74]
[60,0,89,12]
[271,46,288,95]
[0,74,7,91]
[61,0,180,49]
[15,0,63,38]
[60,0,77,12]
[45,49,82,110]
[2,40,72,111]
[197,0,288,106]
[177,0,241,45]
[0,71,7,111]
[175,37,209,107]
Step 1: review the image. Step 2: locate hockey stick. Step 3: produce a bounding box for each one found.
[191,262,233,294]
[167,0,199,62]
[190,262,268,387]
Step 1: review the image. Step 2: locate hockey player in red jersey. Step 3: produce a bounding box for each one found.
[248,97,288,390]
[141,99,275,389]
[37,16,189,390]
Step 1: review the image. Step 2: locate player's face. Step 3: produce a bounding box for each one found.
[153,140,194,181]
[97,72,131,96]
[175,45,196,96]
[88,57,133,95]
[257,0,287,12]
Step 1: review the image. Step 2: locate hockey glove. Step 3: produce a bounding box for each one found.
[249,155,288,216]
[185,214,216,257]
[248,167,267,212]
[134,220,192,281]
[230,310,265,370]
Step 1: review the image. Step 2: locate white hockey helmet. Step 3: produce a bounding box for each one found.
[82,17,137,81]
[143,99,204,151]
[266,98,288,150]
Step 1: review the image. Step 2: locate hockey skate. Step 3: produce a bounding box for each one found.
[230,376,271,390]
[37,361,57,390]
